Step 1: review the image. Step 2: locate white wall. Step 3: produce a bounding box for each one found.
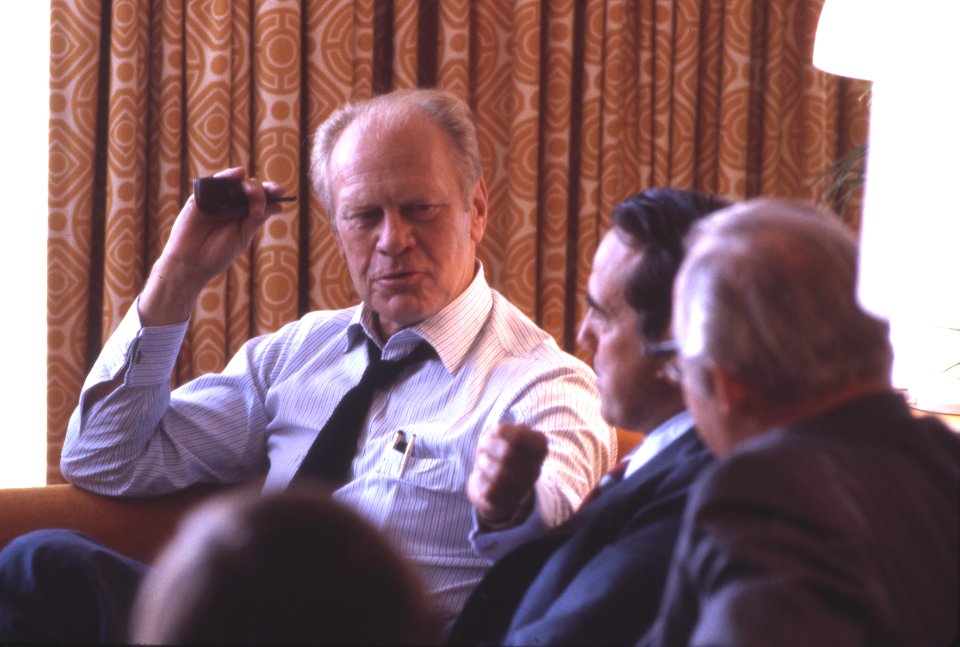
[0,1,51,487]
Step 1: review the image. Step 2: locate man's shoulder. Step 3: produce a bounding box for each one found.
[486,290,555,349]
[273,306,358,337]
[620,429,713,505]
[486,290,591,370]
[252,306,358,358]
[688,417,895,531]
[656,429,714,481]
[690,432,814,512]
[297,305,358,328]
[699,394,956,501]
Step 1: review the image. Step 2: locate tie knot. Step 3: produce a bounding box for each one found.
[365,341,434,389]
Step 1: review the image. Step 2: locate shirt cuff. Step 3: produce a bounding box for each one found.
[121,296,189,386]
[469,489,550,561]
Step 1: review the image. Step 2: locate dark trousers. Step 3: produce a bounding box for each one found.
[0,529,147,644]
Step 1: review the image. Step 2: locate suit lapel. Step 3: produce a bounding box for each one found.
[563,428,701,534]
[508,429,702,626]
[451,428,707,645]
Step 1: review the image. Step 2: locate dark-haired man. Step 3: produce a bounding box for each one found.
[449,188,728,645]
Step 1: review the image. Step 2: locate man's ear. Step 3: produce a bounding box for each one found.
[709,364,749,418]
[329,216,346,260]
[470,177,489,244]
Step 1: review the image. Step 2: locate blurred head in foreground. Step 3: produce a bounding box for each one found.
[130,486,438,645]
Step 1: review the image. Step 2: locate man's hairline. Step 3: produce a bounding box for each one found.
[325,107,477,219]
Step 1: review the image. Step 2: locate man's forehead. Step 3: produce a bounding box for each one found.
[329,114,460,209]
[589,232,637,309]
[337,108,436,152]
[332,112,448,171]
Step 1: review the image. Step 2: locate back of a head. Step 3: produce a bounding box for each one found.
[676,198,892,400]
[310,88,482,217]
[130,487,438,645]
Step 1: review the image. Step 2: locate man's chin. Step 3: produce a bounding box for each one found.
[599,403,621,430]
[372,298,434,337]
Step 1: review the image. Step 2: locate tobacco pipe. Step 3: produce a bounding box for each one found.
[193,176,296,216]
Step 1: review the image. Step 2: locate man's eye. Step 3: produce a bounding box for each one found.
[345,209,382,223]
[403,204,442,221]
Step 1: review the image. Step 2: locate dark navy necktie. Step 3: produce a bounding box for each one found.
[292,339,434,486]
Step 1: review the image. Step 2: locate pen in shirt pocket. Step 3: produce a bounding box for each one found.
[392,431,416,477]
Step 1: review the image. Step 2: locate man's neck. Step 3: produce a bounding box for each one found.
[728,378,893,453]
[632,389,686,437]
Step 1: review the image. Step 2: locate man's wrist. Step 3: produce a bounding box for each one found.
[139,259,203,327]
[479,489,535,531]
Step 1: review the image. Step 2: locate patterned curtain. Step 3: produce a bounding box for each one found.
[47,0,869,483]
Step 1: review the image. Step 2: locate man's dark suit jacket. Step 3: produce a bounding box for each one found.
[449,425,713,646]
[643,392,960,647]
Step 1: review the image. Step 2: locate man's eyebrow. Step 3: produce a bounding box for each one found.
[340,203,381,213]
[399,196,440,204]
[585,292,604,315]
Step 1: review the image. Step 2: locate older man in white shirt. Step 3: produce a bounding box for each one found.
[0,89,612,643]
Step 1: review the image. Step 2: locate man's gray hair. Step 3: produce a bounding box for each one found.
[677,198,892,400]
[309,88,483,220]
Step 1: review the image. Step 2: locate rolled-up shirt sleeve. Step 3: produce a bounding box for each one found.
[62,298,270,495]
[469,361,615,561]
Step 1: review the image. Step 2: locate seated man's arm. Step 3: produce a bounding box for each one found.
[61,169,285,496]
[468,423,547,527]
[469,365,614,559]
[503,436,713,646]
[61,300,273,497]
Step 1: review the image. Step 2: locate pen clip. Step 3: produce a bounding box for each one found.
[397,432,416,477]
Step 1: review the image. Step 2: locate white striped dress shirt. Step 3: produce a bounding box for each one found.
[62,267,614,622]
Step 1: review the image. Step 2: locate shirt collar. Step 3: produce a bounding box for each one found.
[344,262,493,374]
[623,409,693,478]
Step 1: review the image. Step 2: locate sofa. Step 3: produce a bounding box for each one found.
[0,429,641,562]
[0,483,226,564]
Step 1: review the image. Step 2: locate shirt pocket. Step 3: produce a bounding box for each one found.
[375,422,465,492]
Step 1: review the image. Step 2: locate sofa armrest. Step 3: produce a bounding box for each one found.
[0,484,227,564]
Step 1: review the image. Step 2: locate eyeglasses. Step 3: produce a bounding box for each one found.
[643,339,682,383]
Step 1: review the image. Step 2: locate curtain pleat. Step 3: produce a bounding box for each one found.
[435,0,470,97]
[46,0,869,482]
[304,0,358,315]
[102,0,148,339]
[219,0,253,363]
[540,0,576,346]
[48,0,104,482]
[471,2,517,308]
[250,2,301,339]
[392,0,418,86]
[569,1,603,351]
[502,1,543,322]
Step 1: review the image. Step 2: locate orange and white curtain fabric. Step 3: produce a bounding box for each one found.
[47,0,868,482]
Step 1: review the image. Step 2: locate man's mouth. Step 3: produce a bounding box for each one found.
[375,270,420,283]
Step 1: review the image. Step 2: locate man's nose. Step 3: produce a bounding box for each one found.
[576,317,595,352]
[377,209,415,255]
